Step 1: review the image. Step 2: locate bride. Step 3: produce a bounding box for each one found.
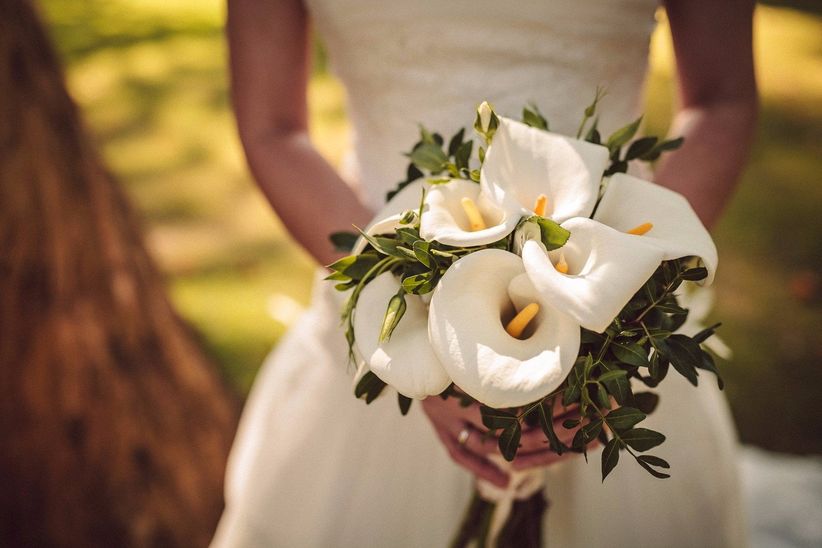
[213,0,757,546]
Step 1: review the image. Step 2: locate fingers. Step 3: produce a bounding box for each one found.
[461,424,498,455]
[511,449,566,470]
[434,426,509,487]
[422,397,509,486]
[422,395,598,479]
[512,432,602,471]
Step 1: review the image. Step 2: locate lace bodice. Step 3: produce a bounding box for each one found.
[305,0,659,210]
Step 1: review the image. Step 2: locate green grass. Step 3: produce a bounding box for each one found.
[41,1,822,451]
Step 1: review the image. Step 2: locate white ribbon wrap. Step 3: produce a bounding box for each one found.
[475,456,546,547]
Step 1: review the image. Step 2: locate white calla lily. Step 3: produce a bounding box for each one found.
[419,117,609,248]
[420,179,520,247]
[428,249,580,408]
[594,173,718,284]
[521,217,665,333]
[482,117,610,222]
[353,272,450,399]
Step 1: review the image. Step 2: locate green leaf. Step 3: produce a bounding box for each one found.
[596,383,612,409]
[329,231,358,253]
[393,227,419,244]
[636,455,671,479]
[601,438,620,481]
[479,406,517,430]
[645,328,673,339]
[692,322,721,344]
[430,248,457,259]
[640,136,684,161]
[581,329,606,345]
[412,240,434,268]
[398,394,413,416]
[531,216,571,251]
[409,142,448,172]
[401,272,434,294]
[563,384,581,407]
[606,116,643,151]
[664,334,702,386]
[606,406,646,431]
[395,246,418,261]
[538,401,566,455]
[648,347,670,384]
[455,140,474,171]
[499,422,522,462]
[522,104,549,130]
[354,371,387,404]
[654,301,688,315]
[327,253,380,280]
[633,392,660,414]
[612,341,650,367]
[582,418,603,442]
[698,349,725,390]
[584,117,600,143]
[419,126,436,144]
[354,228,403,258]
[599,362,631,405]
[562,418,580,429]
[625,136,658,160]
[325,271,350,282]
[604,160,628,176]
[680,267,708,281]
[447,128,465,156]
[583,353,596,376]
[563,358,587,406]
[379,290,407,342]
[637,454,670,468]
[598,369,628,384]
[620,428,665,451]
[327,254,357,274]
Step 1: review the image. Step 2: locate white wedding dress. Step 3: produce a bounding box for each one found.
[213,0,747,546]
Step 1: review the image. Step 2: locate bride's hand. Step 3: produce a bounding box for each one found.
[421,396,587,487]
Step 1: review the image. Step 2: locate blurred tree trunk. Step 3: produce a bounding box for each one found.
[0,1,240,546]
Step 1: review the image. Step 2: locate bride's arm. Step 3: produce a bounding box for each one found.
[227,0,372,266]
[655,0,758,228]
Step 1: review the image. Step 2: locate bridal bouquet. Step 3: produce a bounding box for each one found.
[328,96,724,546]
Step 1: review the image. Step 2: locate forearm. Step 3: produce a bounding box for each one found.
[657,0,758,229]
[227,0,371,266]
[243,130,372,266]
[654,97,758,229]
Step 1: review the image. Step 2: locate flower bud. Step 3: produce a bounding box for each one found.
[478,101,492,132]
[474,101,499,142]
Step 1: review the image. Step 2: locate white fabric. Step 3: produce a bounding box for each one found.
[213,0,748,546]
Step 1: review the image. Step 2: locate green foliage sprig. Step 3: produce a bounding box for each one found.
[329,95,721,482]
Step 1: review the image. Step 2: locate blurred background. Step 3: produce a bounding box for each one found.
[2,0,820,546]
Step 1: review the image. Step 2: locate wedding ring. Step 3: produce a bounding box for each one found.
[457,428,471,446]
